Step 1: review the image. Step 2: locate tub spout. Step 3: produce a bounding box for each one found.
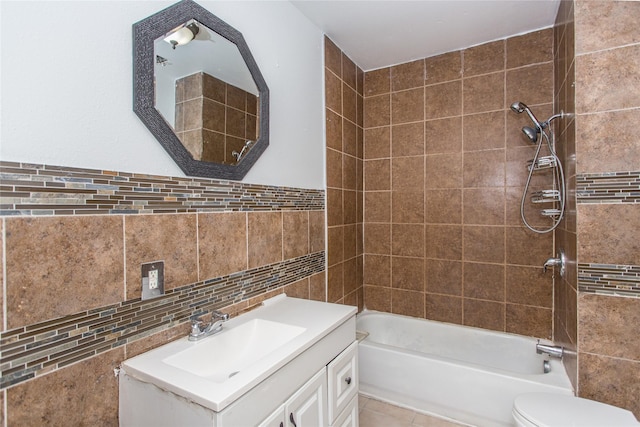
[536,340,564,358]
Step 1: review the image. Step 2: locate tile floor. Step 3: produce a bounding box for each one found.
[358,395,468,427]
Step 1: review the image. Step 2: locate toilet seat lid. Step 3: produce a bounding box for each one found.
[514,393,639,427]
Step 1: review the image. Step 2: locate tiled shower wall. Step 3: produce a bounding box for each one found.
[361,30,556,338]
[325,37,365,310]
[0,162,326,425]
[556,0,640,417]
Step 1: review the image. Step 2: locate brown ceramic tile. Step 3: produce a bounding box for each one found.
[124,214,198,299]
[506,146,554,188]
[463,149,506,188]
[392,289,425,318]
[199,212,248,279]
[578,353,640,418]
[343,190,357,225]
[7,348,123,426]
[391,256,424,291]
[283,211,309,260]
[426,117,462,154]
[364,68,391,96]
[343,222,357,259]
[463,188,505,225]
[463,299,505,332]
[343,257,359,294]
[579,293,640,360]
[364,159,390,191]
[392,122,424,157]
[365,191,391,223]
[425,51,462,84]
[575,1,640,54]
[577,204,640,265]
[325,69,342,114]
[391,88,424,124]
[309,271,326,301]
[426,294,462,324]
[343,83,357,124]
[343,154,357,191]
[327,263,344,303]
[342,52,357,90]
[5,216,124,328]
[225,107,246,138]
[326,188,343,227]
[463,262,505,301]
[425,153,462,189]
[392,224,424,257]
[576,109,640,174]
[464,111,506,151]
[364,94,391,128]
[309,211,325,254]
[247,212,282,269]
[505,226,552,266]
[364,223,391,255]
[425,225,462,260]
[392,59,425,91]
[364,255,391,287]
[506,304,551,338]
[463,40,505,77]
[326,109,343,151]
[392,191,424,224]
[126,323,190,359]
[285,277,310,300]
[425,80,462,119]
[392,156,424,191]
[326,148,343,189]
[426,259,462,296]
[463,72,505,114]
[506,265,552,308]
[226,84,247,111]
[343,120,358,157]
[356,66,365,96]
[425,189,462,224]
[327,226,344,266]
[506,63,553,109]
[507,29,553,69]
[365,127,391,159]
[364,285,392,312]
[324,37,342,77]
[183,98,204,130]
[463,226,505,263]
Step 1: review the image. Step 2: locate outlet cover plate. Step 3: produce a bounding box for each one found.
[142,261,164,300]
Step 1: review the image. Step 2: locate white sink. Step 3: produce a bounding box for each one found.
[121,295,357,411]
[163,319,306,383]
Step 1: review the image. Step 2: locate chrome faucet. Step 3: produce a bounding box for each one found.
[536,340,564,358]
[543,250,566,276]
[189,310,229,341]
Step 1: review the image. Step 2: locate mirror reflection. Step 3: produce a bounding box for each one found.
[154,20,260,165]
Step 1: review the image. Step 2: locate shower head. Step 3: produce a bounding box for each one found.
[522,126,539,143]
[510,101,543,129]
[510,101,527,114]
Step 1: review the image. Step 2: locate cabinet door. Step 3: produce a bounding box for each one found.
[327,341,358,423]
[285,368,327,427]
[258,403,285,427]
[331,395,358,427]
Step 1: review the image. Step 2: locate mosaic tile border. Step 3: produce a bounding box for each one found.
[577,171,640,204]
[0,251,325,389]
[578,263,640,298]
[0,161,324,216]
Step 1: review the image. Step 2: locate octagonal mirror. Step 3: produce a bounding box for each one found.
[133,0,269,180]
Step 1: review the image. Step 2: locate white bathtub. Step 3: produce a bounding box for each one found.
[357,311,573,427]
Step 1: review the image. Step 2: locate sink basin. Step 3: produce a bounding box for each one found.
[163,319,306,382]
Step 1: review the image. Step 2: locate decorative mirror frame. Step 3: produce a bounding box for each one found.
[133,0,269,180]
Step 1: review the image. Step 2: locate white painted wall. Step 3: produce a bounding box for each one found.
[0,1,325,189]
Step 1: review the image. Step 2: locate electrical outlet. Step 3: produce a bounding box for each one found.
[148,269,159,289]
[142,261,164,300]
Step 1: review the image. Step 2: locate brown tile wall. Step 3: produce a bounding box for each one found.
[570,0,640,417]
[0,162,326,424]
[361,30,555,338]
[175,72,259,164]
[324,37,365,310]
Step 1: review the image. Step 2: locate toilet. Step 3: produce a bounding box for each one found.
[513,393,640,427]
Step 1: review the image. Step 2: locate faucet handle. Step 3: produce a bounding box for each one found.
[190,320,202,334]
[212,310,230,321]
